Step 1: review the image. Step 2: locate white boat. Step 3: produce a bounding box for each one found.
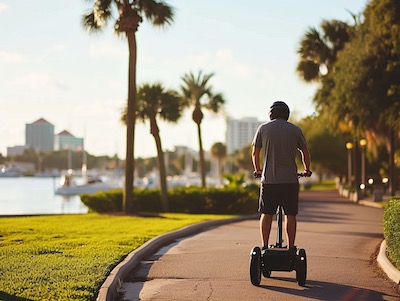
[55,173,122,196]
[55,144,122,195]
[0,165,23,177]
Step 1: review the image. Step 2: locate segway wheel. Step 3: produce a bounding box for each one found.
[261,249,271,278]
[296,248,307,287]
[250,247,262,286]
[262,268,271,278]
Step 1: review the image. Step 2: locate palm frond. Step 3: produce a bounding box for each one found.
[138,0,174,27]
[95,0,113,24]
[199,72,215,88]
[181,70,216,104]
[298,27,325,60]
[296,60,320,82]
[159,90,182,122]
[82,11,104,33]
[180,70,225,116]
[135,82,182,123]
[206,93,225,113]
[321,20,351,50]
[82,0,114,33]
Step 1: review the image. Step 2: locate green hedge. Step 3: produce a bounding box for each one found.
[383,197,400,270]
[80,185,260,215]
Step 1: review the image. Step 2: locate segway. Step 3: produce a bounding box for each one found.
[250,173,307,287]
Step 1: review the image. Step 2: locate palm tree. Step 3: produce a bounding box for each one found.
[121,83,181,212]
[81,0,174,212]
[210,142,226,185]
[296,20,352,82]
[296,19,354,140]
[181,71,226,188]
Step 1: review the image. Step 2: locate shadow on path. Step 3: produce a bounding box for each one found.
[258,277,398,301]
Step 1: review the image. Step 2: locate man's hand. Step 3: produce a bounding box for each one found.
[253,171,262,178]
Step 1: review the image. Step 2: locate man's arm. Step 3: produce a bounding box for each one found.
[300,146,312,176]
[252,145,262,176]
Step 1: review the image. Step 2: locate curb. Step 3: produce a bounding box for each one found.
[356,199,400,287]
[377,240,400,285]
[358,200,384,208]
[96,214,259,301]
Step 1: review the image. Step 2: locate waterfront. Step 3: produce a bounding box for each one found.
[0,177,89,215]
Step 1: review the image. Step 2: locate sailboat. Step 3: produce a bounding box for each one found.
[55,148,122,196]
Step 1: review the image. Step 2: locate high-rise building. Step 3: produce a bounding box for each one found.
[25,118,55,153]
[54,130,84,151]
[226,117,262,154]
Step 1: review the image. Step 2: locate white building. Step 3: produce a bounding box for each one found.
[54,130,84,151]
[226,117,262,154]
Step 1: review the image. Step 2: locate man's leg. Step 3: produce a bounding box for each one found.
[260,213,273,248]
[285,215,297,248]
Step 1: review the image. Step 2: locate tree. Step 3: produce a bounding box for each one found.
[229,145,254,175]
[298,116,348,179]
[296,18,357,138]
[82,0,174,212]
[296,19,353,82]
[122,83,181,211]
[328,0,400,195]
[180,70,226,187]
[210,142,226,185]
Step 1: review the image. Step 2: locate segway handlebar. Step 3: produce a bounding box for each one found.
[298,170,312,177]
[253,172,261,178]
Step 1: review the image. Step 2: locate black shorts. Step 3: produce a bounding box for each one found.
[258,183,299,215]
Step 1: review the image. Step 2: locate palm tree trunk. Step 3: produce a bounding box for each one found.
[218,158,223,186]
[123,31,137,213]
[197,123,206,188]
[150,118,169,211]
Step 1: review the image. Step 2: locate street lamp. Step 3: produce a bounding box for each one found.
[346,142,353,187]
[359,139,367,196]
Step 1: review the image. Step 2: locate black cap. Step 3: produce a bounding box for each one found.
[269,101,290,120]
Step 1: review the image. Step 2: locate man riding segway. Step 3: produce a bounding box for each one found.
[250,101,312,286]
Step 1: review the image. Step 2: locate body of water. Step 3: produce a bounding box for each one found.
[0,177,89,215]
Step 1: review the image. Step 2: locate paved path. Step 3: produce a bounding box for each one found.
[118,190,399,301]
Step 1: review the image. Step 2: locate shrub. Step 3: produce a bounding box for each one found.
[80,186,259,215]
[203,187,251,214]
[81,190,122,212]
[169,186,207,213]
[132,189,162,212]
[383,197,400,270]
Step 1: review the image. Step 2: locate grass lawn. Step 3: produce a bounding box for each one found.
[0,213,233,301]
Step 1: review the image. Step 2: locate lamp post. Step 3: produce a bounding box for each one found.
[359,139,367,197]
[346,142,353,187]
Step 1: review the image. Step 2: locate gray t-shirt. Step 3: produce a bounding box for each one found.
[252,119,308,184]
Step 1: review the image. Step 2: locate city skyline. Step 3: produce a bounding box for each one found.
[7,117,85,157]
[7,115,261,159]
[0,1,368,158]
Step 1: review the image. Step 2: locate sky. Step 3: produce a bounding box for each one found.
[0,0,368,159]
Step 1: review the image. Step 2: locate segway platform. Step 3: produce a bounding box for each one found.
[250,245,307,287]
[263,247,297,271]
